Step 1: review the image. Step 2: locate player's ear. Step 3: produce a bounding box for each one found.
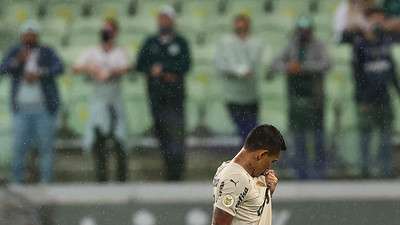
[257,150,269,160]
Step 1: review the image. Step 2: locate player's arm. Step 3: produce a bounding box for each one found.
[212,207,234,225]
[212,173,249,225]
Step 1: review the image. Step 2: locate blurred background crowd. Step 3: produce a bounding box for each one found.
[1,0,400,184]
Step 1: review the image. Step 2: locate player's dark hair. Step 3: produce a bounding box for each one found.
[244,124,286,153]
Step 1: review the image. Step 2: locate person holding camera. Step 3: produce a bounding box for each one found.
[342,7,400,178]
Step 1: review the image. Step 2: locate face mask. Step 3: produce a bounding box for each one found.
[22,34,38,48]
[235,27,248,35]
[159,27,173,35]
[23,42,38,49]
[298,30,311,44]
[100,29,113,42]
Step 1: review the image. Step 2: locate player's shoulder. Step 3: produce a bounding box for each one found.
[174,33,189,43]
[142,35,159,46]
[215,162,251,184]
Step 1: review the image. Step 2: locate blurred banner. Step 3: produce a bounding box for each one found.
[5,182,400,225]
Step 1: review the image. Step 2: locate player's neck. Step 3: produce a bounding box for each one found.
[232,149,255,177]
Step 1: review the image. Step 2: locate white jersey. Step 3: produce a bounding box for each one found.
[212,161,272,225]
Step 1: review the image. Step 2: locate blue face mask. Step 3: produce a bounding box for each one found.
[159,27,174,35]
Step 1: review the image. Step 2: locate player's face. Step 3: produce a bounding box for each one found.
[158,14,174,33]
[254,150,280,177]
[21,32,38,47]
[234,18,250,35]
[100,22,117,43]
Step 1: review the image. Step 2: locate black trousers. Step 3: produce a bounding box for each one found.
[92,134,128,182]
[150,99,185,181]
[227,102,259,145]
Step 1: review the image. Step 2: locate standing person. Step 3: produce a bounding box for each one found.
[334,0,376,42]
[0,21,64,183]
[211,124,286,225]
[342,7,400,178]
[215,14,264,145]
[136,5,191,181]
[269,17,331,179]
[73,18,130,182]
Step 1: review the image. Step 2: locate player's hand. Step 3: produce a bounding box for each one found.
[24,72,41,83]
[286,61,301,75]
[265,170,279,194]
[86,64,99,76]
[96,69,111,82]
[151,63,163,78]
[86,64,108,81]
[163,72,177,82]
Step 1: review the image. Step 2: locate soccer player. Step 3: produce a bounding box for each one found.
[211,124,286,225]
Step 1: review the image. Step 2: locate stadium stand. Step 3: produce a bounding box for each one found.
[0,0,399,181]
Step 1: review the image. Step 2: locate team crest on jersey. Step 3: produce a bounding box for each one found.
[222,195,234,207]
[256,181,266,187]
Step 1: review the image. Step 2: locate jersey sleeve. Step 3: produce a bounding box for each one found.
[214,172,250,216]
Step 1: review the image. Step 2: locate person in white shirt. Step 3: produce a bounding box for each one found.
[215,14,264,145]
[211,124,286,225]
[334,0,375,42]
[73,18,131,182]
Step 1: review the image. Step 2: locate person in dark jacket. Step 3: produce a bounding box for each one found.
[0,21,64,183]
[136,5,191,181]
[342,7,400,178]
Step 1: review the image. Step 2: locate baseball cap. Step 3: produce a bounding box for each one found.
[20,20,41,34]
[296,16,314,29]
[159,5,176,19]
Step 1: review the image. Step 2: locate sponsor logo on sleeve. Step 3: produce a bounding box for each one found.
[218,181,225,197]
[235,187,249,212]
